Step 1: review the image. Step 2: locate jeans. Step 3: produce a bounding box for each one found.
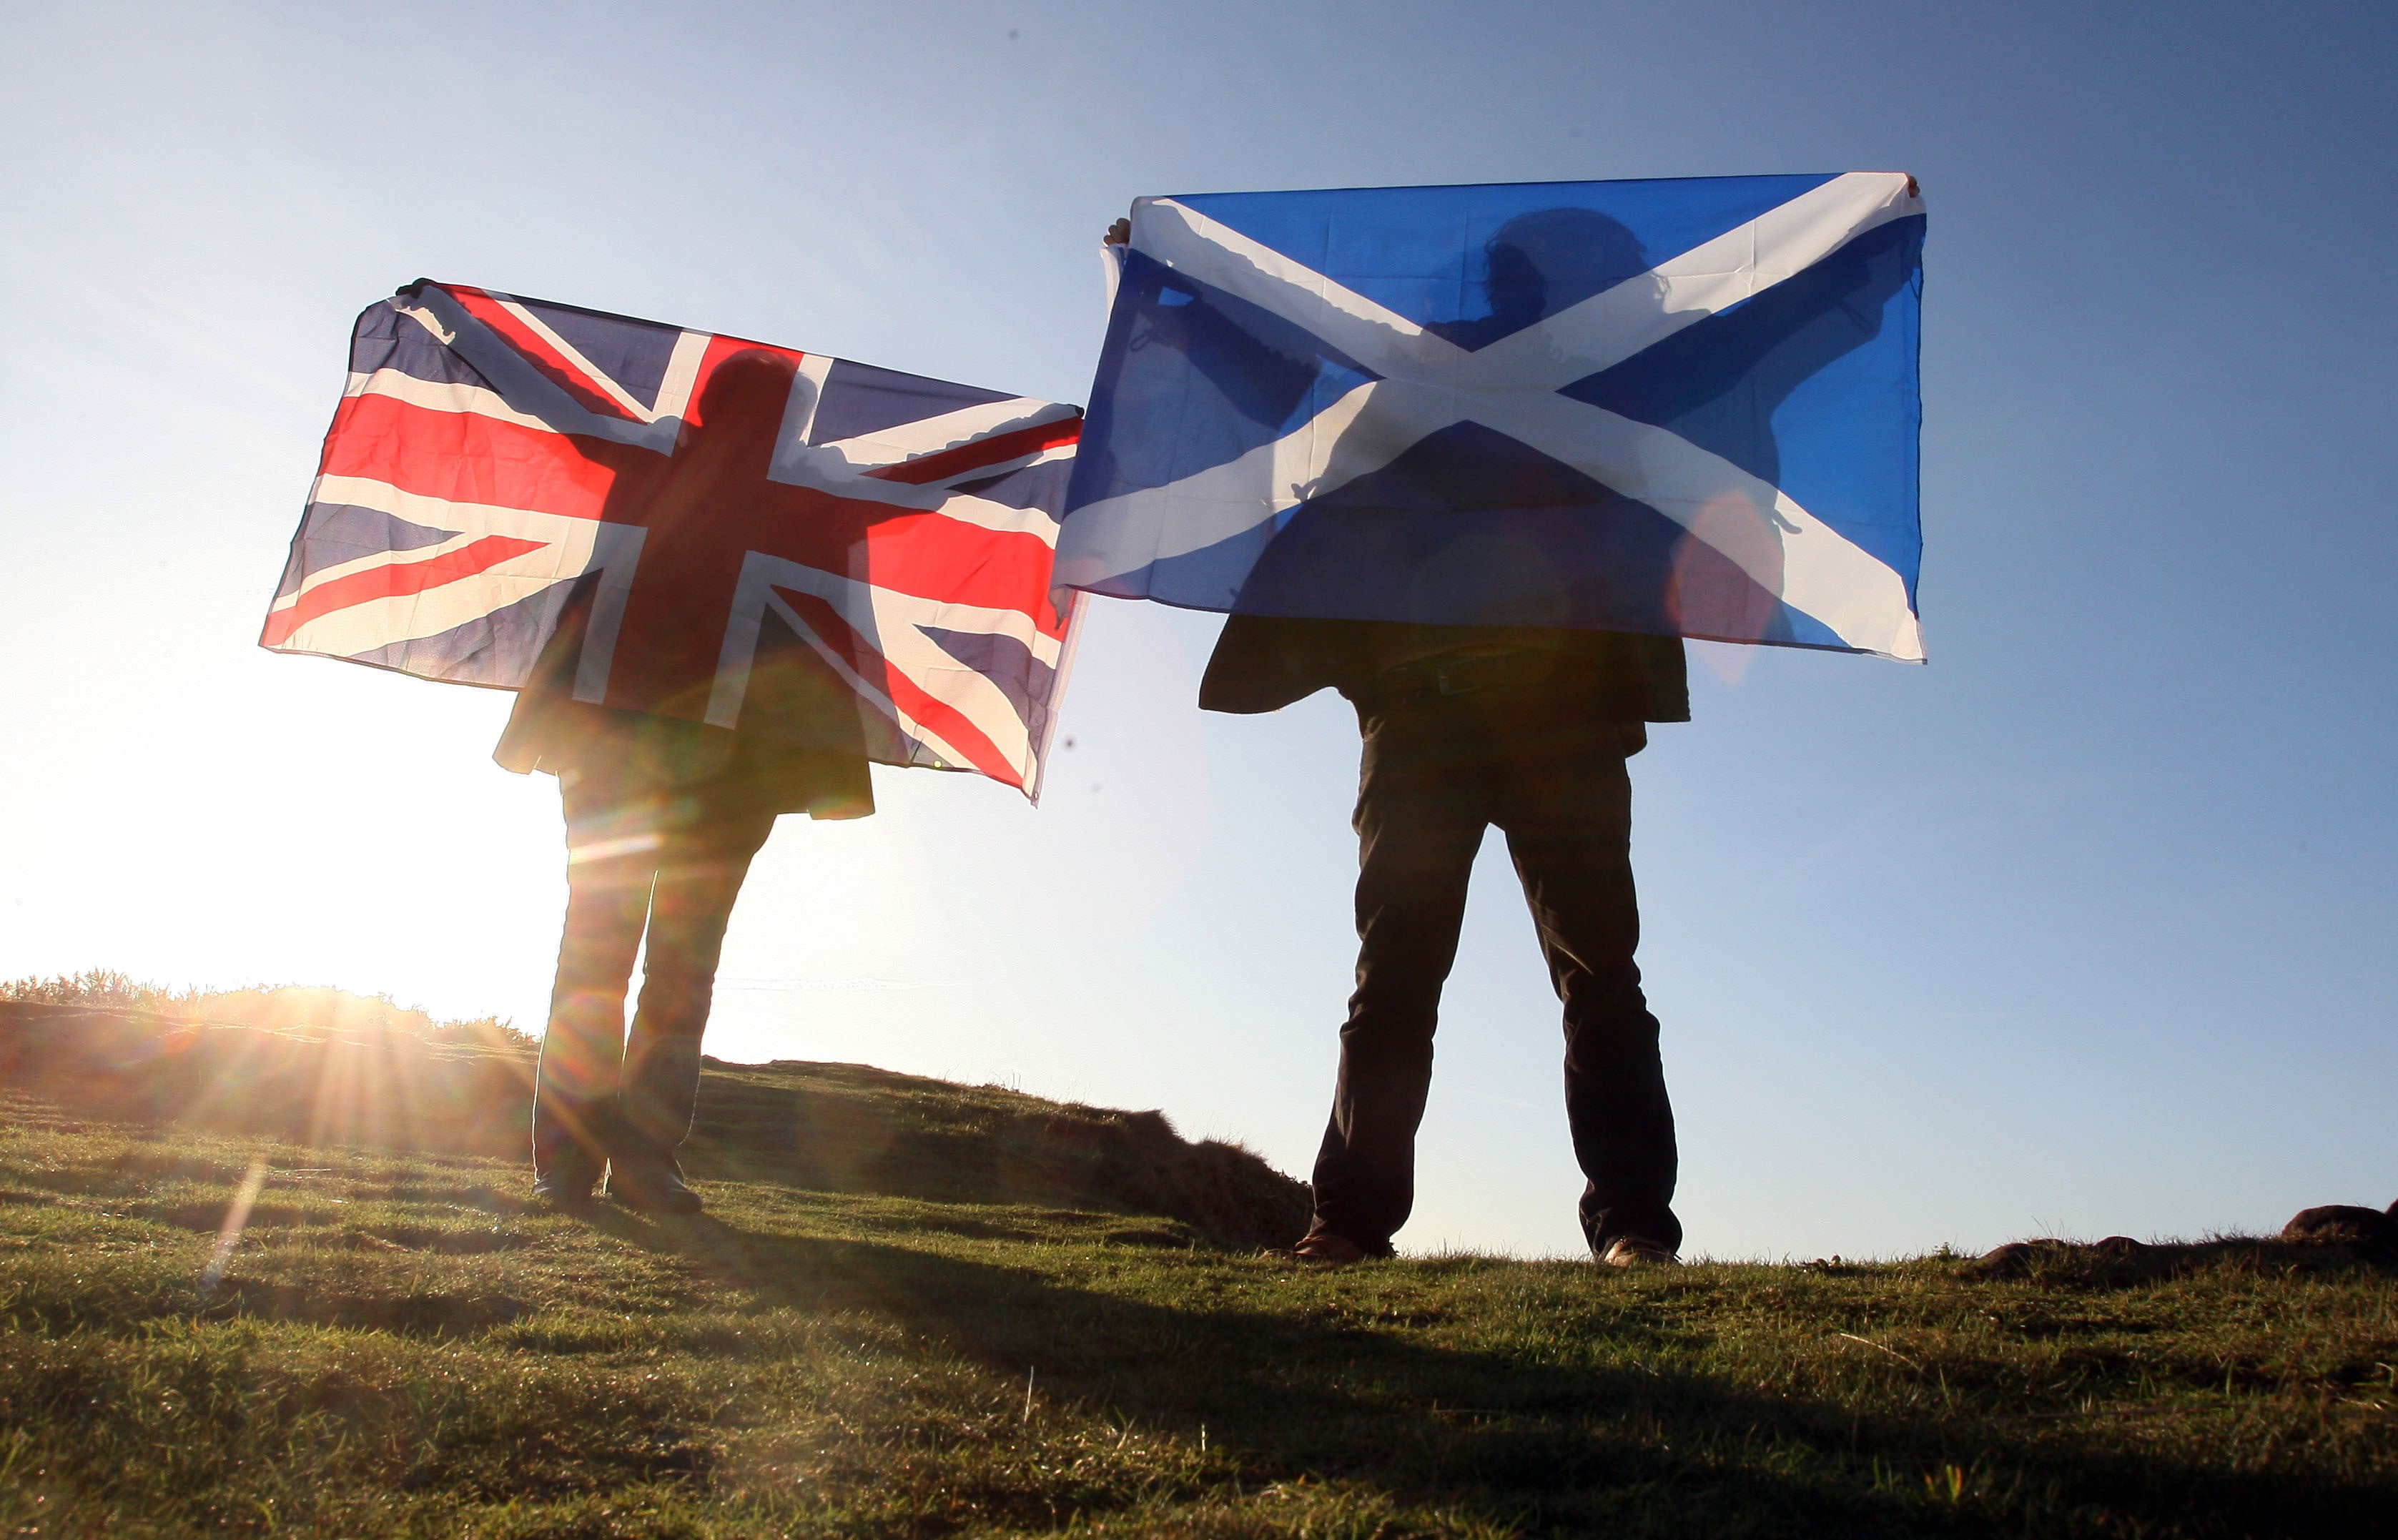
[531,776,776,1182]
[1308,678,1680,1255]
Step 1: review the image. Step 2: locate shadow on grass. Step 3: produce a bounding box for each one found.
[596,1211,2391,1539]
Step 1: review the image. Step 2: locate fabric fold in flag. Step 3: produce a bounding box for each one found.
[264,282,1086,797]
[1056,174,1927,661]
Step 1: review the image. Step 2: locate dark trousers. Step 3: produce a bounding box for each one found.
[1310,681,1680,1255]
[531,776,776,1181]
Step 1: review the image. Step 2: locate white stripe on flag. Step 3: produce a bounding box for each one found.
[1496,393,1924,661]
[272,475,643,660]
[926,491,1070,542]
[1465,172,1923,393]
[1134,199,1435,384]
[772,352,837,474]
[405,288,682,454]
[651,330,712,422]
[1052,378,1392,588]
[486,292,659,422]
[344,368,560,432]
[816,397,1081,468]
[706,553,1047,781]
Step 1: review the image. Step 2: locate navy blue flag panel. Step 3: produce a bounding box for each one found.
[1055,174,1927,661]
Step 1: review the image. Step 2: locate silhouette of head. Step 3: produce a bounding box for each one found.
[687,348,797,448]
[1480,207,1649,326]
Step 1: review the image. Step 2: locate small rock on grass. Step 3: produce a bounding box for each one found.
[2281,1205,2398,1258]
[1967,1235,2149,1280]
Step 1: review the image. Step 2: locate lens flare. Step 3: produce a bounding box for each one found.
[198,1156,270,1296]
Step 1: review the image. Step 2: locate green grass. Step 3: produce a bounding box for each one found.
[3,1094,2394,1538]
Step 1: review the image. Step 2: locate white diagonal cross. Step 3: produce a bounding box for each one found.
[1059,173,1925,661]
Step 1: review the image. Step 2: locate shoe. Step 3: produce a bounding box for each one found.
[529,1173,594,1211]
[1597,1235,1680,1268]
[1293,1225,1378,1265]
[531,1153,600,1211]
[606,1158,704,1215]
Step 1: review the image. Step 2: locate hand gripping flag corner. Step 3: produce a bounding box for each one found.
[1055,173,1926,661]
[263,282,1086,797]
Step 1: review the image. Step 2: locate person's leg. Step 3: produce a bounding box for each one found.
[531,781,659,1193]
[1308,705,1488,1254]
[1493,711,1680,1256]
[616,805,777,1175]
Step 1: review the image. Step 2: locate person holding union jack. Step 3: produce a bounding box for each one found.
[503,352,876,1215]
[267,277,1093,1211]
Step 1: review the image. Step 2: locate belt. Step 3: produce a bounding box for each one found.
[1374,649,1569,708]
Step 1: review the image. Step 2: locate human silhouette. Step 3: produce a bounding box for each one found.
[1108,208,1690,1264]
[495,350,872,1215]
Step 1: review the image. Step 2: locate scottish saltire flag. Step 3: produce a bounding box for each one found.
[264,282,1085,796]
[1057,174,1927,661]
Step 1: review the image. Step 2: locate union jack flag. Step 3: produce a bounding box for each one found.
[263,282,1085,796]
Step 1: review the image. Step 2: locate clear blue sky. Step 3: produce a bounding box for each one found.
[3,0,2392,1258]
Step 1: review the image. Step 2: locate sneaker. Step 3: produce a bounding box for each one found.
[1597,1235,1680,1268]
[606,1158,704,1215]
[1293,1225,1378,1265]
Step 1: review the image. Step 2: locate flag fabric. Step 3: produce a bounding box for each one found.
[264,282,1085,796]
[1057,174,1927,661]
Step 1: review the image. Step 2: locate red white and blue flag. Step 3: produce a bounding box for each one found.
[263,282,1085,796]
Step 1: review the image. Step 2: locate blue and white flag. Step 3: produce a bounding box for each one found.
[1057,174,1926,661]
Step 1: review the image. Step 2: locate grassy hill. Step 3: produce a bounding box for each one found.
[0,996,1308,1250]
[1,999,2394,1537]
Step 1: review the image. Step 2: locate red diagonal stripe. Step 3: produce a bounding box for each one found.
[880,656,1023,788]
[863,415,1083,486]
[445,285,644,423]
[261,534,551,647]
[773,586,1023,789]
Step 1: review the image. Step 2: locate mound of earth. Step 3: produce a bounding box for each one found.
[1970,1211,2398,1283]
[0,1000,1309,1250]
[2281,1203,2398,1260]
